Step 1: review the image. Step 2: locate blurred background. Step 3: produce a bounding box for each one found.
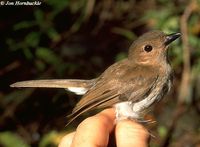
[0,0,200,146]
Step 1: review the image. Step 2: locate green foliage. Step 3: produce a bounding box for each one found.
[36,47,61,65]
[112,27,136,41]
[144,8,180,32]
[13,21,36,30]
[157,125,168,138]
[39,131,59,147]
[0,132,29,147]
[35,47,67,75]
[25,32,40,48]
[115,52,127,62]
[2,0,200,147]
[47,28,61,42]
[46,0,70,14]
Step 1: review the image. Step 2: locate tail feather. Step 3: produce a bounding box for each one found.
[10,79,96,95]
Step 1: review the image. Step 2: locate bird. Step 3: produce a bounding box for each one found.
[10,30,181,125]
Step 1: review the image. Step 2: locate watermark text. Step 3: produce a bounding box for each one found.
[0,1,42,6]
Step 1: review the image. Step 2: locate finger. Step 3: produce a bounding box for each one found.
[71,108,115,147]
[116,120,150,147]
[58,132,75,147]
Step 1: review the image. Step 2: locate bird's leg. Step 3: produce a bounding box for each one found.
[136,118,156,124]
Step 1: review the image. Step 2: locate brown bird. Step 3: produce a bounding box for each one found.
[10,30,181,125]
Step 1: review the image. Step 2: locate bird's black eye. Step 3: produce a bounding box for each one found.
[144,45,153,52]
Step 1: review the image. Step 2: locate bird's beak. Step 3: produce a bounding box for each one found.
[165,32,181,46]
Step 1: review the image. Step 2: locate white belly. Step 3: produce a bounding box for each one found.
[114,76,171,121]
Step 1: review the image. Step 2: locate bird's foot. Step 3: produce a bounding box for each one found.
[135,118,156,124]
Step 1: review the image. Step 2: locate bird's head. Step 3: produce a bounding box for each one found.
[128,30,181,65]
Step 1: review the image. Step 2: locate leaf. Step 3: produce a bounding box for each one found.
[47,28,60,42]
[169,45,183,68]
[68,0,85,14]
[189,34,200,49]
[23,47,33,60]
[162,16,179,32]
[144,9,171,26]
[112,27,136,40]
[115,52,127,61]
[36,47,61,65]
[13,21,36,31]
[34,9,44,24]
[0,132,30,147]
[46,0,70,11]
[39,131,63,147]
[6,39,23,51]
[157,126,167,138]
[25,32,40,48]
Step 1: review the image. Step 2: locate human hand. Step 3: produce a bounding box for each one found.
[58,108,149,147]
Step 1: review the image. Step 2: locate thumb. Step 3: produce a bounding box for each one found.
[115,120,150,147]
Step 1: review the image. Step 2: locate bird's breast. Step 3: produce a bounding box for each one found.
[132,74,172,114]
[114,74,172,121]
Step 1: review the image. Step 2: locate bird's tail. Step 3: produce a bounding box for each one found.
[10,79,96,95]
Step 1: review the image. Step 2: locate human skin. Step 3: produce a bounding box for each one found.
[58,108,150,147]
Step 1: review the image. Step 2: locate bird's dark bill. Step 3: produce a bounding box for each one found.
[165,32,181,45]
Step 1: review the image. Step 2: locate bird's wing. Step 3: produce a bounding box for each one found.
[10,79,96,95]
[67,64,159,125]
[66,79,121,125]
